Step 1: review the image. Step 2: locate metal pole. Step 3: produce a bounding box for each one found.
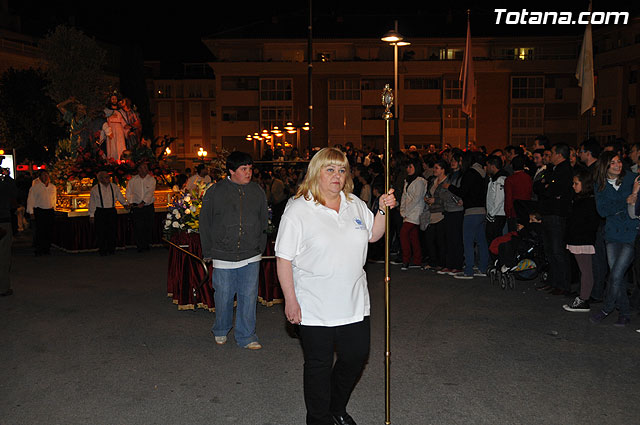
[381,84,393,425]
[308,0,313,157]
[393,20,399,153]
[465,115,469,150]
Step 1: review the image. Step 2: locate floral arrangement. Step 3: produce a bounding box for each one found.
[163,181,211,238]
[49,145,174,193]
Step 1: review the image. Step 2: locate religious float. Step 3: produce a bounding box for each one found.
[48,142,180,252]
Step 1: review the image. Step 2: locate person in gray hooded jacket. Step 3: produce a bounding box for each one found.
[200,151,268,349]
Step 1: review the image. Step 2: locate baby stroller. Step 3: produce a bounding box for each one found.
[488,226,548,290]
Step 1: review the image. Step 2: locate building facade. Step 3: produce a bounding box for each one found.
[188,18,639,157]
[145,62,216,165]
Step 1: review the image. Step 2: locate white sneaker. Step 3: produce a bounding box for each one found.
[244,341,262,350]
[453,272,474,280]
[214,336,227,345]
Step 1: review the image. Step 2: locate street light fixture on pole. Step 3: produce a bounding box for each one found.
[284,122,311,153]
[381,21,410,153]
[197,147,207,164]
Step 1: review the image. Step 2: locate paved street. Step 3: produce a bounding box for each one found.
[2,233,639,425]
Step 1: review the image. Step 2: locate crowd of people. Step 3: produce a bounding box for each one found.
[322,137,640,331]
[235,137,640,331]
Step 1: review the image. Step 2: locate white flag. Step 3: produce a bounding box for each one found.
[576,2,594,115]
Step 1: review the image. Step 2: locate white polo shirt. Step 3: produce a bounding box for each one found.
[275,191,374,327]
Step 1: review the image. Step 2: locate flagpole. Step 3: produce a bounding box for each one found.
[465,115,469,150]
[382,84,393,425]
[460,9,474,151]
[576,1,595,135]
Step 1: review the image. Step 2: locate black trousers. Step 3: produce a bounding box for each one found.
[486,216,506,261]
[132,204,154,250]
[444,211,464,270]
[298,317,370,425]
[95,207,117,254]
[542,215,570,291]
[425,219,446,267]
[33,207,54,255]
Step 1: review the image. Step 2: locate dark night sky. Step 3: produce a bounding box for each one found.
[9,0,640,62]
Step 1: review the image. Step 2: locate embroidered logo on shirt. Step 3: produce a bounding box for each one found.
[353,217,366,230]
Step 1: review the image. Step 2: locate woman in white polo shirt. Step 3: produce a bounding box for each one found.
[275,147,396,425]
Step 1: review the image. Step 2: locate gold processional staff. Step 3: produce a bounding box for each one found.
[381,84,393,425]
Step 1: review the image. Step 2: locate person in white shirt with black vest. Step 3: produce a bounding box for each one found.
[26,170,57,256]
[89,170,128,255]
[126,163,156,252]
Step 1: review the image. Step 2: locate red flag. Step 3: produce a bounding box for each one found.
[460,15,475,117]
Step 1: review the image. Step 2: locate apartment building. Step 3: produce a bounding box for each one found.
[182,17,639,157]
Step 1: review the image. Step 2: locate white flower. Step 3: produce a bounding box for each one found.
[165,220,171,227]
[173,210,179,217]
[183,195,191,203]
[172,221,180,228]
[185,209,191,215]
[166,213,171,219]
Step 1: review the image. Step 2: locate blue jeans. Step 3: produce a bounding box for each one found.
[603,242,634,318]
[463,214,489,276]
[590,222,608,300]
[211,261,260,346]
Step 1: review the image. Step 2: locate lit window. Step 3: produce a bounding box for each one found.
[439,48,463,60]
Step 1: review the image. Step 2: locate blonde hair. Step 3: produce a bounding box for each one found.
[296,147,353,205]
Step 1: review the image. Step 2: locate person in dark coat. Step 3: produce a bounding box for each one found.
[562,169,601,312]
[534,143,574,295]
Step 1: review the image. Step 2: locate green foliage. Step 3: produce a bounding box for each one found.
[0,67,64,161]
[40,25,109,115]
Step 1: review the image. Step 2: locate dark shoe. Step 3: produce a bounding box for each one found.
[333,413,357,425]
[613,315,630,328]
[536,284,552,292]
[590,310,609,324]
[563,297,590,312]
[400,263,409,271]
[0,288,13,297]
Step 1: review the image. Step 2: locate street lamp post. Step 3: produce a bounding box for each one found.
[381,21,410,153]
[284,122,311,154]
[197,147,207,164]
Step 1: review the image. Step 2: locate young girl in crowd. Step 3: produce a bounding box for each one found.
[424,160,449,271]
[399,157,427,270]
[590,152,639,327]
[562,169,600,312]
